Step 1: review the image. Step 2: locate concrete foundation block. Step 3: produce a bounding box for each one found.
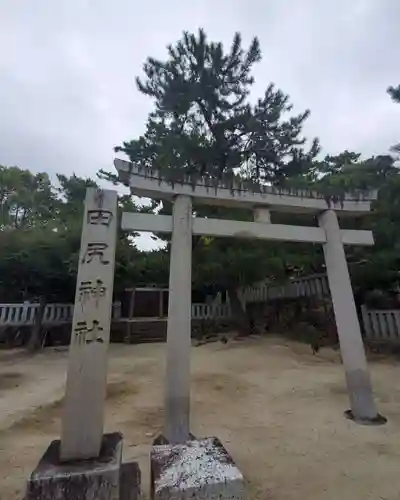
[25,432,141,500]
[120,461,141,500]
[151,437,245,500]
[153,432,196,446]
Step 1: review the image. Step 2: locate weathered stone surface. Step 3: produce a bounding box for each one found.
[320,209,380,421]
[120,461,141,500]
[115,158,377,215]
[61,188,118,461]
[25,433,123,500]
[153,433,196,446]
[151,437,245,500]
[165,195,192,444]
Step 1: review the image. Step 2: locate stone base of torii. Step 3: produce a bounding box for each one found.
[25,433,141,500]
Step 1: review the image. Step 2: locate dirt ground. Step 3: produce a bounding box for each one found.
[1,337,400,500]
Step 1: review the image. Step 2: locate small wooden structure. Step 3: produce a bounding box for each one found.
[123,287,167,343]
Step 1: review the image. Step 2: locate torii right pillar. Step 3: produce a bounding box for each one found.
[319,209,386,424]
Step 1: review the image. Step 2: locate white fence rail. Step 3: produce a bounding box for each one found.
[239,274,330,304]
[0,302,122,327]
[0,301,230,327]
[361,305,400,341]
[3,299,400,343]
[0,275,328,327]
[191,303,231,320]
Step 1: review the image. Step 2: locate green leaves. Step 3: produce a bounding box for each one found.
[388,84,400,103]
[0,167,147,302]
[0,227,78,302]
[387,84,400,152]
[0,165,57,229]
[312,152,400,293]
[116,29,317,187]
[109,29,324,293]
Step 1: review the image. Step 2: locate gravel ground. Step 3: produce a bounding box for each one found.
[1,337,400,499]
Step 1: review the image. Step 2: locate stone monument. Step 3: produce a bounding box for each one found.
[25,188,141,500]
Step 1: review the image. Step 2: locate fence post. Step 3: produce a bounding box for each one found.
[21,301,30,324]
[360,305,370,338]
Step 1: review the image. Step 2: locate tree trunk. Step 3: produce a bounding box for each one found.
[28,297,46,352]
[227,287,251,336]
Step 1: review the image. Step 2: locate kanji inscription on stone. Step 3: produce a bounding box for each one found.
[87,209,113,227]
[73,319,105,345]
[78,278,106,305]
[81,242,110,264]
[61,188,118,462]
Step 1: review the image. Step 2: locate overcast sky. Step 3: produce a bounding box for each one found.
[1,0,400,248]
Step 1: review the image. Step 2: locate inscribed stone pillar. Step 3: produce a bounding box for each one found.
[164,195,193,443]
[61,188,118,460]
[319,209,381,422]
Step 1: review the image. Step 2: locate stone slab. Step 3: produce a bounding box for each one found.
[153,433,196,446]
[25,432,124,500]
[150,437,245,500]
[61,188,118,460]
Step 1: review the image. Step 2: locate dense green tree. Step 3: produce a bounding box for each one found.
[112,29,319,185]
[0,226,79,349]
[311,152,400,297]
[0,165,58,229]
[388,84,400,103]
[387,84,400,153]
[0,166,151,348]
[104,29,322,332]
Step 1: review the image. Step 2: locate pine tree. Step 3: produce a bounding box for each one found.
[387,84,400,152]
[113,29,319,186]
[103,29,321,334]
[388,84,400,103]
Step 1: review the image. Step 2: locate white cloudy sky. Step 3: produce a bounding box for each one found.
[1,0,400,247]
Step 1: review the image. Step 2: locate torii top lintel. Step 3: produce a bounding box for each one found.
[114,158,377,216]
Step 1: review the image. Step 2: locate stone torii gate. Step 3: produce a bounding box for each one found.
[115,158,386,440]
